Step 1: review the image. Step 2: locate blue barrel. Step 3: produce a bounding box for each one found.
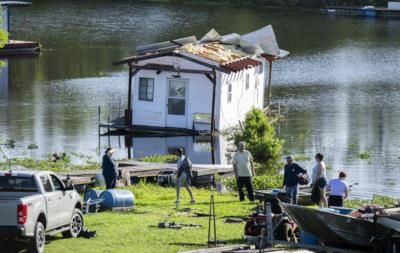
[83,190,103,202]
[300,230,319,245]
[99,189,135,209]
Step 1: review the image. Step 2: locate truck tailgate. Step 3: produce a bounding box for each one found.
[0,197,18,226]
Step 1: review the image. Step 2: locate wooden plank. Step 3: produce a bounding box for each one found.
[180,245,249,253]
[56,161,233,182]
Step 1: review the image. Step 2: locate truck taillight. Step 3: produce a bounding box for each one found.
[17,204,28,225]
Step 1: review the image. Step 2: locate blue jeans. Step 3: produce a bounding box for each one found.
[285,185,299,205]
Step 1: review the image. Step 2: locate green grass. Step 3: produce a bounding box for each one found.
[294,154,312,161]
[0,154,176,173]
[45,183,254,253]
[138,154,177,163]
[345,195,399,209]
[0,158,99,172]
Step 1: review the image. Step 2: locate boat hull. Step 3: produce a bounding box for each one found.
[281,203,377,248]
[377,215,400,233]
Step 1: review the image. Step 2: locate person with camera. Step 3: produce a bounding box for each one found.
[282,155,308,205]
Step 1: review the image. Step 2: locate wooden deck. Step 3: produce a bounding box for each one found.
[57,160,233,186]
[0,40,40,56]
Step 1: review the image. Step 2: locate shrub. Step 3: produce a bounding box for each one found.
[233,108,283,173]
[359,150,371,160]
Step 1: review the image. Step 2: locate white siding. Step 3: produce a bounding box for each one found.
[131,55,266,131]
[218,62,265,130]
[132,56,213,129]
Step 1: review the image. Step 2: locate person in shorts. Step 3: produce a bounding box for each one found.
[175,148,195,209]
[311,153,328,207]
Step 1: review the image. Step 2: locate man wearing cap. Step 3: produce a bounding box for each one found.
[102,147,118,189]
[282,155,307,205]
[232,142,256,201]
[327,171,349,207]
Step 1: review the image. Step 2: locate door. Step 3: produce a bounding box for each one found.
[50,175,71,225]
[40,175,62,229]
[166,79,188,128]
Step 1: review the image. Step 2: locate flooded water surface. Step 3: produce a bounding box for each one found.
[1,0,400,198]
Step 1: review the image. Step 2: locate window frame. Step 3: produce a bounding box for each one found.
[50,175,64,192]
[227,83,232,103]
[138,77,155,102]
[259,64,264,74]
[245,73,250,90]
[40,175,53,193]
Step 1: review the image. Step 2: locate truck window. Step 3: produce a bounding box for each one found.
[50,175,63,191]
[0,176,37,192]
[40,175,53,192]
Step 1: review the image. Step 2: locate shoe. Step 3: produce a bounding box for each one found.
[190,199,195,204]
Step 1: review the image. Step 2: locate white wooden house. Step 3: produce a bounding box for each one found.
[114,25,288,133]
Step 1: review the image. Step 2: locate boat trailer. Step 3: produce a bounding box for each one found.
[248,202,400,253]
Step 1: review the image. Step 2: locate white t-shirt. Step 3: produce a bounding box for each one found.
[311,161,327,183]
[329,178,349,197]
[232,150,253,177]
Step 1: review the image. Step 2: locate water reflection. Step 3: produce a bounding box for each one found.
[101,134,231,165]
[1,0,400,198]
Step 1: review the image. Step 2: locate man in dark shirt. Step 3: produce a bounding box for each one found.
[102,147,118,189]
[282,155,307,204]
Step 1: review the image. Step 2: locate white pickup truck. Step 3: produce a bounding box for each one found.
[0,170,84,253]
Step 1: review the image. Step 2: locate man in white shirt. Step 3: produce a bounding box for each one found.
[327,171,349,207]
[232,142,256,201]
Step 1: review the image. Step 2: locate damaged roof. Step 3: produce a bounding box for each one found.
[113,25,288,73]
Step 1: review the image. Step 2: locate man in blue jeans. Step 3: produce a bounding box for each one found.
[282,155,307,204]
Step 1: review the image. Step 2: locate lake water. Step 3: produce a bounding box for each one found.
[1,0,400,198]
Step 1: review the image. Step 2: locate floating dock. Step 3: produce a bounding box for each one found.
[57,160,233,188]
[321,6,400,18]
[0,40,40,56]
[0,2,41,56]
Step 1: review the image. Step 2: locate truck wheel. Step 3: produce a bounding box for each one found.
[62,209,84,238]
[29,221,45,253]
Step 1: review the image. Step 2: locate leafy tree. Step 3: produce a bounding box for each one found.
[234,108,283,173]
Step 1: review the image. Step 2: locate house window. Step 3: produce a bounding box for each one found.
[227,83,232,103]
[138,77,154,101]
[245,73,250,90]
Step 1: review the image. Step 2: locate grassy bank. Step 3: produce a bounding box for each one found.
[45,183,253,253]
[42,184,398,253]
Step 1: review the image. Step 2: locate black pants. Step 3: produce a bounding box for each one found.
[104,176,117,189]
[328,195,344,207]
[236,177,254,201]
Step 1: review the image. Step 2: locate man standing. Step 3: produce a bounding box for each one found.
[327,171,349,207]
[175,148,195,209]
[102,147,118,189]
[282,155,307,205]
[232,142,255,201]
